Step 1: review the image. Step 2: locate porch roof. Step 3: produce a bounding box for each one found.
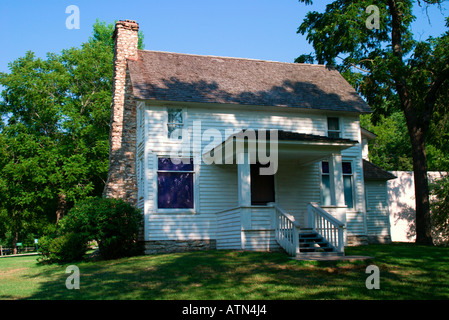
[203,129,358,166]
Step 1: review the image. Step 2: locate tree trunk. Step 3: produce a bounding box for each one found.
[55,193,67,225]
[12,230,18,255]
[408,124,433,245]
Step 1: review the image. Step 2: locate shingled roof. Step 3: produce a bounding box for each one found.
[127,50,372,113]
[363,160,397,181]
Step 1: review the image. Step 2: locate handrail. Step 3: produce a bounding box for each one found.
[307,203,345,253]
[309,203,345,228]
[271,203,300,256]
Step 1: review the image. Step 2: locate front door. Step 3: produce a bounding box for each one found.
[250,162,275,205]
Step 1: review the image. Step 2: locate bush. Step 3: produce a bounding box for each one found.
[93,198,144,259]
[39,232,88,263]
[39,197,143,262]
[62,197,143,260]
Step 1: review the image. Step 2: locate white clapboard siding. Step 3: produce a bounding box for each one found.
[346,212,366,235]
[199,164,238,214]
[250,206,275,230]
[365,181,391,236]
[140,103,367,243]
[276,160,320,227]
[243,206,280,251]
[148,214,216,240]
[341,115,367,234]
[243,230,280,251]
[216,207,242,250]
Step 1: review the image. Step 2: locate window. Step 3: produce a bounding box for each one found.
[327,117,341,138]
[157,157,194,209]
[250,162,275,205]
[342,161,354,209]
[321,160,355,209]
[167,108,183,139]
[321,161,332,206]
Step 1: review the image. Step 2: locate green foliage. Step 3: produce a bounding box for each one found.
[430,176,449,245]
[90,198,143,260]
[39,232,88,263]
[297,0,449,243]
[361,112,413,171]
[0,21,145,244]
[40,197,143,262]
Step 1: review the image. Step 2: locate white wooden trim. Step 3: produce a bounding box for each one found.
[330,153,345,207]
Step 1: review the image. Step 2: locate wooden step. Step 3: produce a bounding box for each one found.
[296,251,344,259]
[297,230,337,254]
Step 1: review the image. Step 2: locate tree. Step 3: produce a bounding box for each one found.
[0,21,145,250]
[297,0,449,245]
[360,112,413,171]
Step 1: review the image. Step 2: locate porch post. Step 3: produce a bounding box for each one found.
[330,153,347,246]
[330,153,345,207]
[237,152,252,249]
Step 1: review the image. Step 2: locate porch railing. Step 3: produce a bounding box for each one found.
[272,203,300,256]
[307,203,345,253]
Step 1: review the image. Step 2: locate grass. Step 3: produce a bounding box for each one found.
[1,243,448,300]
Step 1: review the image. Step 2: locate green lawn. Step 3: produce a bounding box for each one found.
[1,243,448,300]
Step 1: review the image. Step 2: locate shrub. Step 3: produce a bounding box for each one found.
[61,197,143,260]
[93,198,143,259]
[39,197,143,262]
[39,232,88,263]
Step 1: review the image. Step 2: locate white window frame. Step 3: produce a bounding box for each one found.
[320,159,357,210]
[165,107,186,141]
[342,160,356,210]
[327,117,341,139]
[320,160,332,206]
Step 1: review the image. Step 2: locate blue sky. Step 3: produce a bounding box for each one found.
[0,0,448,75]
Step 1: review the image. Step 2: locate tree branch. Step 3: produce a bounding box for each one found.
[423,66,449,130]
[387,0,413,114]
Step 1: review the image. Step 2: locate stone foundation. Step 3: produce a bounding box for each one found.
[367,235,392,244]
[346,235,369,246]
[347,235,392,246]
[143,240,217,255]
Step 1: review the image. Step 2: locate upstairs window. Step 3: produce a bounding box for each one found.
[327,117,341,138]
[167,108,183,140]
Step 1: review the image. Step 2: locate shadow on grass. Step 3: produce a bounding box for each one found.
[21,244,449,300]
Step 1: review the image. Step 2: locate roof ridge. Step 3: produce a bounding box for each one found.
[137,49,328,68]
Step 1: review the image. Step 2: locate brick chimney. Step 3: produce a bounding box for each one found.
[103,20,140,205]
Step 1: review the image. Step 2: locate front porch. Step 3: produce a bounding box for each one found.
[215,202,346,258]
[207,130,356,258]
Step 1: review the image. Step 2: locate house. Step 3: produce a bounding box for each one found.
[103,20,395,258]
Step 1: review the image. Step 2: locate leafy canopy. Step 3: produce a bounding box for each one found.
[0,20,144,246]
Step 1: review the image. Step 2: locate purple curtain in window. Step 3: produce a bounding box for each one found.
[157,157,194,209]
